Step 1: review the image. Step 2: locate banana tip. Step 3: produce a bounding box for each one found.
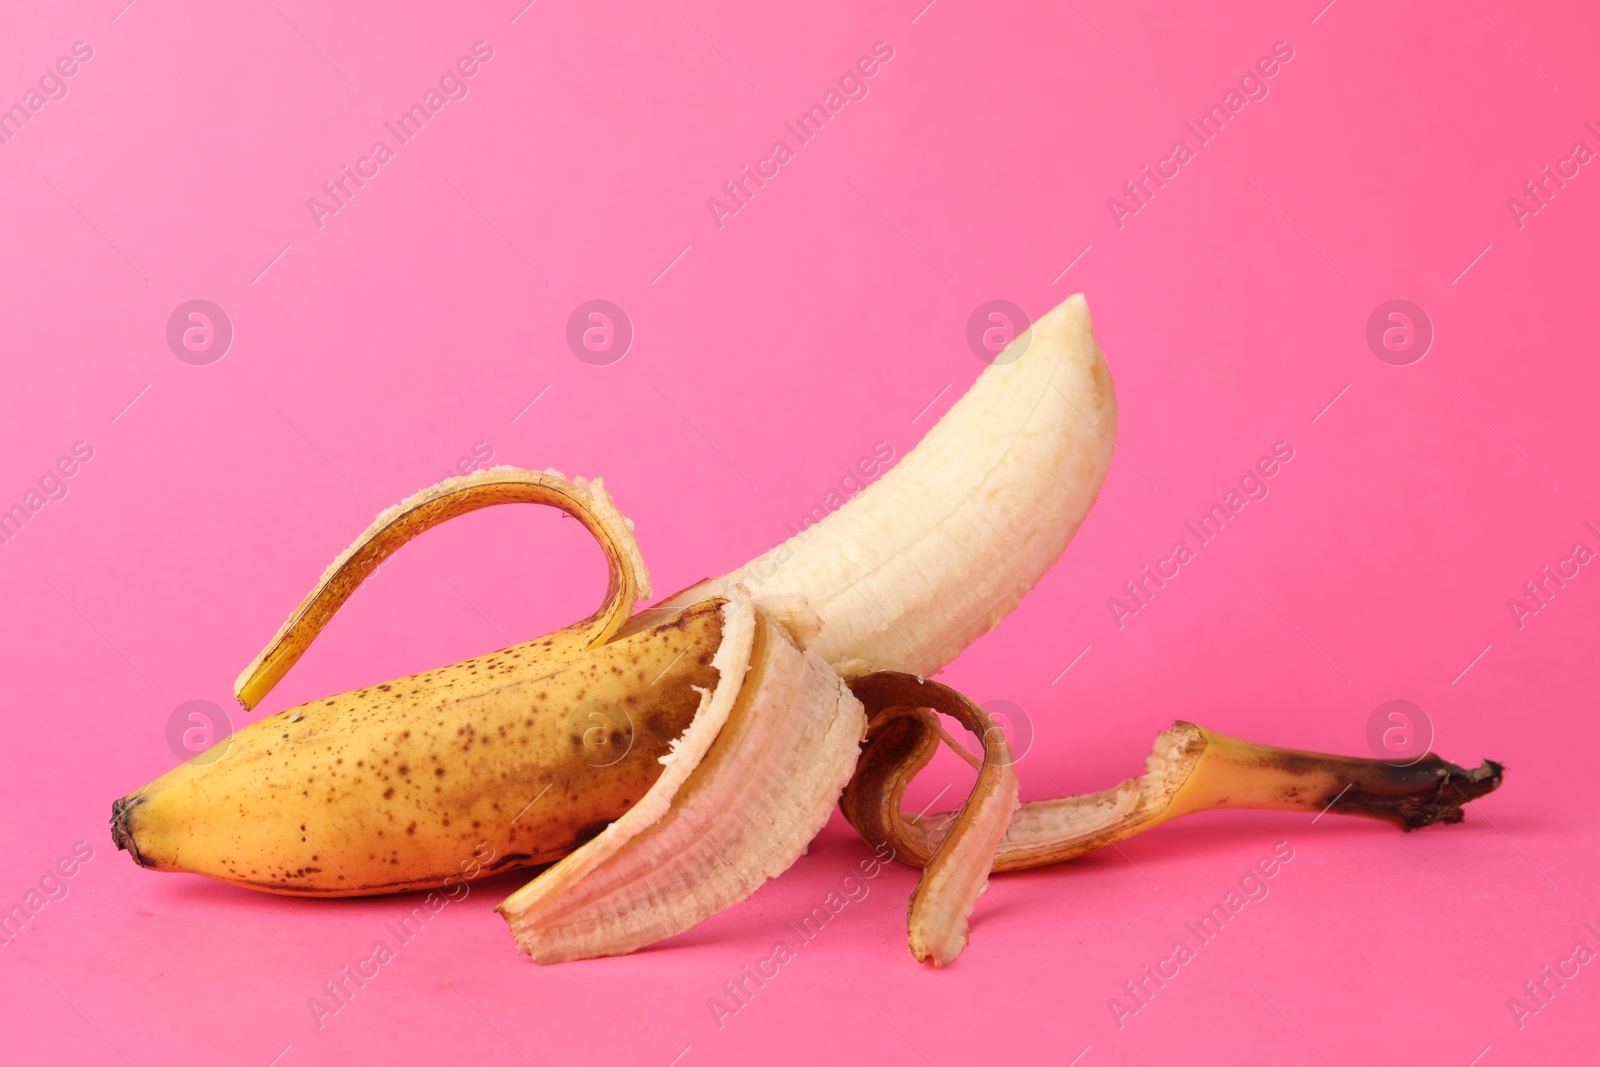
[110,795,152,867]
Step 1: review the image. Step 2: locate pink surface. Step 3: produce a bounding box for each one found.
[2,0,1596,1063]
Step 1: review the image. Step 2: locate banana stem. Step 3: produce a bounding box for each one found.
[1165,727,1504,828]
[844,713,1504,874]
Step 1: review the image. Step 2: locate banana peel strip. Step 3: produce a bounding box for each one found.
[841,673,1020,966]
[847,720,1507,876]
[234,467,650,709]
[498,589,868,963]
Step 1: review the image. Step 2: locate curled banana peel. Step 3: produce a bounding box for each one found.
[843,702,1505,879]
[498,592,867,963]
[234,468,651,710]
[843,674,1020,966]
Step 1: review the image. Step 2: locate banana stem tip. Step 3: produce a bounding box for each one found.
[1323,756,1505,831]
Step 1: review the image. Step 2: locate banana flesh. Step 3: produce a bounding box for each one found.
[640,294,1117,678]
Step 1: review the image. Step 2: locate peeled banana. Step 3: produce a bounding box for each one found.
[639,293,1118,678]
[111,294,1503,968]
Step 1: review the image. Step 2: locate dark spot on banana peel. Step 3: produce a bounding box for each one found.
[567,820,610,849]
[1267,752,1326,778]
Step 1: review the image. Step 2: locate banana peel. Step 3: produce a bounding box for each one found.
[499,592,867,963]
[842,697,1505,876]
[112,469,713,894]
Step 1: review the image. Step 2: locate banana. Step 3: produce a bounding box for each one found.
[110,294,1505,971]
[637,293,1117,678]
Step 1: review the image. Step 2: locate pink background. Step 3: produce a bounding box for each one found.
[2,0,1596,1063]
